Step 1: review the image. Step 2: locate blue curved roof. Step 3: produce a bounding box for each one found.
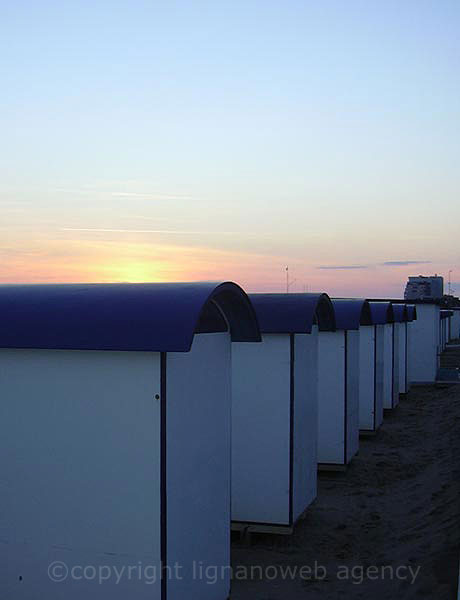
[392,303,409,323]
[331,299,372,330]
[0,282,261,352]
[368,301,395,324]
[406,305,417,321]
[248,293,335,334]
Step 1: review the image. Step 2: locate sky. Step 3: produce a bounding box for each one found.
[1,0,459,297]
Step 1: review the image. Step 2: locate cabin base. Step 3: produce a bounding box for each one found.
[231,521,293,540]
[359,428,378,437]
[318,462,347,472]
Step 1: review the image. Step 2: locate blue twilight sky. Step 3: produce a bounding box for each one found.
[1,1,459,296]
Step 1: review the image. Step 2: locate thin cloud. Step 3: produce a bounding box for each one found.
[381,260,431,266]
[54,188,195,200]
[317,265,369,270]
[61,227,237,235]
[110,192,196,200]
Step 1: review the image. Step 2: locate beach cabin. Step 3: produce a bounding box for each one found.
[232,293,335,533]
[452,308,460,340]
[405,305,417,392]
[407,301,441,384]
[316,299,371,468]
[440,311,446,350]
[440,310,446,350]
[446,311,452,344]
[356,305,379,435]
[368,302,395,416]
[441,310,453,348]
[392,304,409,397]
[0,282,260,600]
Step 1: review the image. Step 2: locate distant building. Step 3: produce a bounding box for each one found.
[404,275,444,300]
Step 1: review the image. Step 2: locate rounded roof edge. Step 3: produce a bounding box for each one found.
[0,282,261,352]
[392,303,409,323]
[331,298,372,330]
[248,292,336,334]
[368,301,395,324]
[406,305,417,321]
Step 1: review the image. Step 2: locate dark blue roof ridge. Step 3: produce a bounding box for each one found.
[331,298,372,330]
[367,297,443,306]
[0,282,261,352]
[392,303,409,323]
[248,292,336,334]
[368,301,395,324]
[406,305,418,321]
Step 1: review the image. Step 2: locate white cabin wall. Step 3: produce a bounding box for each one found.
[231,334,291,525]
[398,323,407,393]
[452,312,460,339]
[373,325,385,429]
[408,305,440,383]
[391,324,400,408]
[453,312,460,338]
[317,331,346,465]
[381,324,393,409]
[407,320,414,386]
[345,331,360,461]
[0,349,162,600]
[292,328,318,522]
[358,326,377,432]
[167,332,231,600]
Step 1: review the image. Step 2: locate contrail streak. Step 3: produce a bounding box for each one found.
[61,227,236,235]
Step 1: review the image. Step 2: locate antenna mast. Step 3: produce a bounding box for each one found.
[285,266,297,293]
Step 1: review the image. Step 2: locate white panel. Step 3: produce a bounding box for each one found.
[391,324,400,408]
[292,329,318,522]
[382,324,394,409]
[345,331,360,461]
[398,323,407,393]
[452,312,460,339]
[358,326,377,431]
[373,326,385,429]
[0,350,161,600]
[231,334,291,525]
[317,331,346,465]
[167,333,231,600]
[408,305,440,383]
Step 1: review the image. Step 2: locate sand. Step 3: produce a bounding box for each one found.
[231,384,460,599]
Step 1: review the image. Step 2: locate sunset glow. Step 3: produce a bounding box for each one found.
[1,1,459,297]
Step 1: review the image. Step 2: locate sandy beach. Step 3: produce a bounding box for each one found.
[231,384,460,599]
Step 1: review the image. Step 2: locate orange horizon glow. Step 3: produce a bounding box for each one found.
[1,236,457,299]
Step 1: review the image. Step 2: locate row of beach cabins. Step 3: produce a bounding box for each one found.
[0,282,459,600]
